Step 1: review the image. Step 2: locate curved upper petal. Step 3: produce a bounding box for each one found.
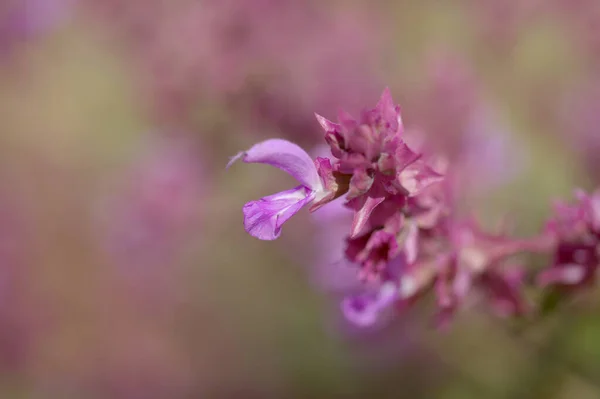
[243,185,314,240]
[228,139,321,191]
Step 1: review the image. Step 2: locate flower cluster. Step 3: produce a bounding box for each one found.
[229,89,600,327]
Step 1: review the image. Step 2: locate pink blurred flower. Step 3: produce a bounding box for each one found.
[560,82,600,183]
[431,220,532,325]
[455,111,525,195]
[0,0,70,58]
[553,0,600,64]
[407,53,525,196]
[243,4,384,139]
[97,134,205,302]
[341,211,541,328]
[467,0,542,51]
[82,0,383,133]
[406,53,481,158]
[0,189,36,375]
[537,189,600,289]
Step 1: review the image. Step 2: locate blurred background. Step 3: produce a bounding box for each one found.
[1,0,600,397]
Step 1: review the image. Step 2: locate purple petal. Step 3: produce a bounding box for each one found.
[243,185,314,240]
[342,295,379,327]
[228,139,321,191]
[341,282,398,327]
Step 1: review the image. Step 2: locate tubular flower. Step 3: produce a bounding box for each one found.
[228,139,341,240]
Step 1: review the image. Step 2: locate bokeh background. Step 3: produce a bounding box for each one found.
[1,0,600,398]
